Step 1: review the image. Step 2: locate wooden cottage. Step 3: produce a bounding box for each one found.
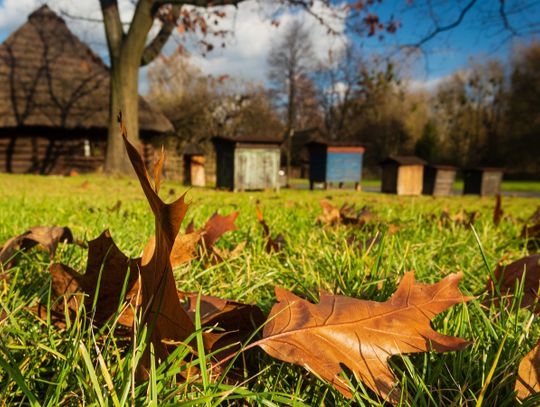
[212,135,282,191]
[0,5,172,175]
[380,156,427,195]
[463,168,504,196]
[422,165,458,196]
[306,140,365,190]
[183,143,206,187]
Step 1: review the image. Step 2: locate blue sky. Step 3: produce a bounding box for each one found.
[0,0,539,91]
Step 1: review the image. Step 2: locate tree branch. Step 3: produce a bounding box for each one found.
[141,5,182,67]
[499,0,519,36]
[100,0,125,60]
[408,0,478,49]
[156,0,244,6]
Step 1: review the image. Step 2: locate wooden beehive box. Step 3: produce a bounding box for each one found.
[463,168,503,196]
[183,143,206,187]
[212,135,282,191]
[380,156,427,195]
[422,165,458,196]
[307,141,365,190]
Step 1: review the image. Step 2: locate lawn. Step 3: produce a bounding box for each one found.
[0,172,539,406]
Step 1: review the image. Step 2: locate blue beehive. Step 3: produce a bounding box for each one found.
[307,141,365,190]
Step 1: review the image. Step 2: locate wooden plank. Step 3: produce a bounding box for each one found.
[397,165,423,195]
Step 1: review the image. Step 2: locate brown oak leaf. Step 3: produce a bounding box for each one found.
[121,122,205,377]
[317,200,376,227]
[516,339,540,400]
[493,194,503,226]
[47,230,140,327]
[180,292,265,357]
[255,206,285,253]
[255,272,472,404]
[486,255,540,313]
[0,226,73,270]
[184,212,240,262]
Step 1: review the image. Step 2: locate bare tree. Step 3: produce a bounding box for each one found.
[314,45,363,140]
[267,20,315,183]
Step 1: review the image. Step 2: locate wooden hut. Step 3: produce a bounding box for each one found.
[380,156,427,195]
[422,165,458,196]
[212,135,282,191]
[0,5,172,175]
[306,140,365,190]
[183,143,206,187]
[463,168,504,196]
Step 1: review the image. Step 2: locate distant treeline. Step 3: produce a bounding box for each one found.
[147,41,540,178]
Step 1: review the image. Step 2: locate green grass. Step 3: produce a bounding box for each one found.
[1,173,540,406]
[291,178,540,193]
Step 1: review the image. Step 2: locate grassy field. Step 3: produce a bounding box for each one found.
[290,178,540,194]
[0,173,539,406]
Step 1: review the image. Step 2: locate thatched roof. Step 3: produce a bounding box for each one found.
[0,5,172,133]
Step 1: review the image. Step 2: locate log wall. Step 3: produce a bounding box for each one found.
[0,135,105,174]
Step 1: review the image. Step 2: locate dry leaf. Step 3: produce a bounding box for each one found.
[516,339,540,400]
[47,230,140,327]
[211,241,247,262]
[317,200,377,227]
[185,212,240,262]
[180,292,265,356]
[486,255,540,313]
[493,194,503,226]
[521,208,540,251]
[0,226,73,269]
[317,199,341,225]
[121,121,204,377]
[202,212,239,249]
[526,207,540,225]
[255,206,285,253]
[256,272,471,403]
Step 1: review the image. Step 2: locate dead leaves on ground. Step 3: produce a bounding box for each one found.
[484,254,540,399]
[0,226,74,277]
[317,199,377,227]
[255,272,472,403]
[522,206,540,251]
[18,118,540,402]
[516,339,540,400]
[255,206,285,253]
[485,254,540,313]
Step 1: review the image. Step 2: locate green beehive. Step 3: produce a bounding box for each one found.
[212,136,282,191]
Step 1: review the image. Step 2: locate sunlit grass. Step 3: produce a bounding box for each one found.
[0,173,539,405]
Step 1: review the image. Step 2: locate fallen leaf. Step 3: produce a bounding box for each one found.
[435,209,480,229]
[120,118,203,377]
[317,199,341,225]
[108,200,122,213]
[516,339,540,400]
[255,272,472,403]
[46,230,141,327]
[180,292,265,356]
[202,212,239,249]
[486,255,540,313]
[521,207,540,251]
[0,226,73,269]
[493,194,503,226]
[255,206,285,253]
[211,241,247,262]
[317,200,377,227]
[184,212,240,262]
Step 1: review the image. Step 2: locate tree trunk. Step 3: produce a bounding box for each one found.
[105,55,141,174]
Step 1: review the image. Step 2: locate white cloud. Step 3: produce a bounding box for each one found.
[0,0,347,92]
[405,76,445,92]
[165,0,349,85]
[0,0,135,59]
